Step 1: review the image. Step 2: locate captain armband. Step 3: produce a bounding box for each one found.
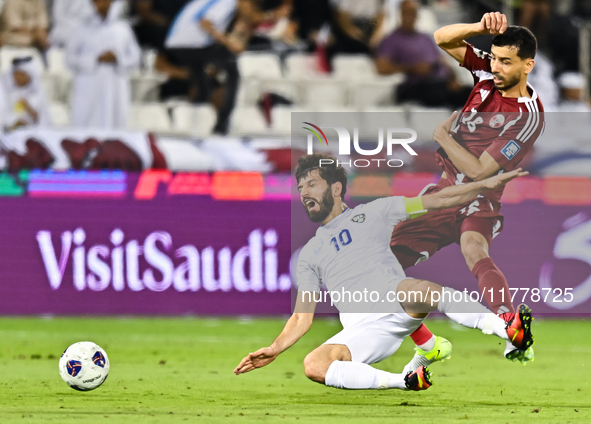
[404,196,428,220]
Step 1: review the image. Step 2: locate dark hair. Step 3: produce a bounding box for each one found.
[295,153,348,200]
[492,26,537,59]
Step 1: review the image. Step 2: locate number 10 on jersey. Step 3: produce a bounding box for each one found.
[330,229,352,252]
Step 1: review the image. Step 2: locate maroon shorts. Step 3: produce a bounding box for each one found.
[390,187,504,269]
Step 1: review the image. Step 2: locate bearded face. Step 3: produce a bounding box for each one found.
[297,169,338,224]
[490,45,533,94]
[302,185,335,223]
[492,69,521,92]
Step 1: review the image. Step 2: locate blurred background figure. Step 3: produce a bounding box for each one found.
[527,50,559,111]
[131,0,189,50]
[165,0,250,135]
[66,0,141,129]
[49,0,94,48]
[153,50,193,101]
[289,0,331,51]
[238,0,293,51]
[374,0,471,108]
[519,0,551,47]
[556,72,591,112]
[0,56,52,132]
[0,0,49,50]
[329,0,384,56]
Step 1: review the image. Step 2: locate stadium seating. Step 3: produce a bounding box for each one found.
[284,53,325,79]
[49,103,70,127]
[129,103,171,133]
[238,52,283,79]
[332,55,376,81]
[45,48,72,104]
[303,79,348,108]
[172,103,217,138]
[270,105,307,136]
[350,75,403,109]
[156,137,216,171]
[231,106,269,136]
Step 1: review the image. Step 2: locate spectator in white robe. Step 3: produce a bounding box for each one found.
[66,0,141,129]
[0,56,52,132]
[49,0,95,48]
[556,72,591,113]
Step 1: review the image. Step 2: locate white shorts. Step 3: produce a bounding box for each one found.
[323,313,423,365]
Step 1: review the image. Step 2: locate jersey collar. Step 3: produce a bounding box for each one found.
[321,207,351,229]
[517,83,538,103]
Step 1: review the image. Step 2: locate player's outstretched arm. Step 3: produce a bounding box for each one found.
[434,111,502,181]
[233,292,317,375]
[434,12,507,63]
[421,168,528,211]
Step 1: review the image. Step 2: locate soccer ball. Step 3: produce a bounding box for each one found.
[58,342,110,391]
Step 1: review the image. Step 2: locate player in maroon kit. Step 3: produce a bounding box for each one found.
[395,12,543,367]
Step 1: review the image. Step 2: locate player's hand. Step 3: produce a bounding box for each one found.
[234,347,278,375]
[478,12,507,35]
[433,111,458,144]
[225,37,246,55]
[98,51,117,63]
[483,168,529,190]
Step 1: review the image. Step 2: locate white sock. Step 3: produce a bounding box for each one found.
[417,335,436,351]
[437,288,509,341]
[325,360,407,390]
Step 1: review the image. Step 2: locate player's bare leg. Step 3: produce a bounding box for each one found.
[307,344,430,391]
[304,344,351,384]
[396,279,532,351]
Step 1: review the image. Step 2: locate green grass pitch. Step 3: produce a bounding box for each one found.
[0,316,589,423]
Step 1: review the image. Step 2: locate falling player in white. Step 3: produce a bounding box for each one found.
[234,154,533,391]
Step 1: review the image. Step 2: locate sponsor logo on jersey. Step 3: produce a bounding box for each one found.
[501,140,521,160]
[480,89,490,102]
[489,114,505,128]
[352,214,365,223]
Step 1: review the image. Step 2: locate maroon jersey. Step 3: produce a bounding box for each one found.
[434,43,545,205]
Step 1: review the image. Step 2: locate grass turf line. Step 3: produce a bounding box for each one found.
[0,317,589,423]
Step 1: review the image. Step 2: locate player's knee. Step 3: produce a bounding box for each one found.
[398,279,438,313]
[404,279,431,299]
[303,352,327,383]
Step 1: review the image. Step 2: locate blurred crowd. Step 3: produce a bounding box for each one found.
[0,0,588,137]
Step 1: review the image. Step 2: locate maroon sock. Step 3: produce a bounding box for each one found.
[409,323,433,346]
[472,257,515,322]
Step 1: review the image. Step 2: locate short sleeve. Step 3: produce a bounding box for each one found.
[203,0,235,23]
[364,196,407,227]
[296,247,321,293]
[485,107,545,171]
[462,43,492,84]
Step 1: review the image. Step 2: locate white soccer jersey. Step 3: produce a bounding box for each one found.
[297,196,410,313]
[165,0,237,49]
